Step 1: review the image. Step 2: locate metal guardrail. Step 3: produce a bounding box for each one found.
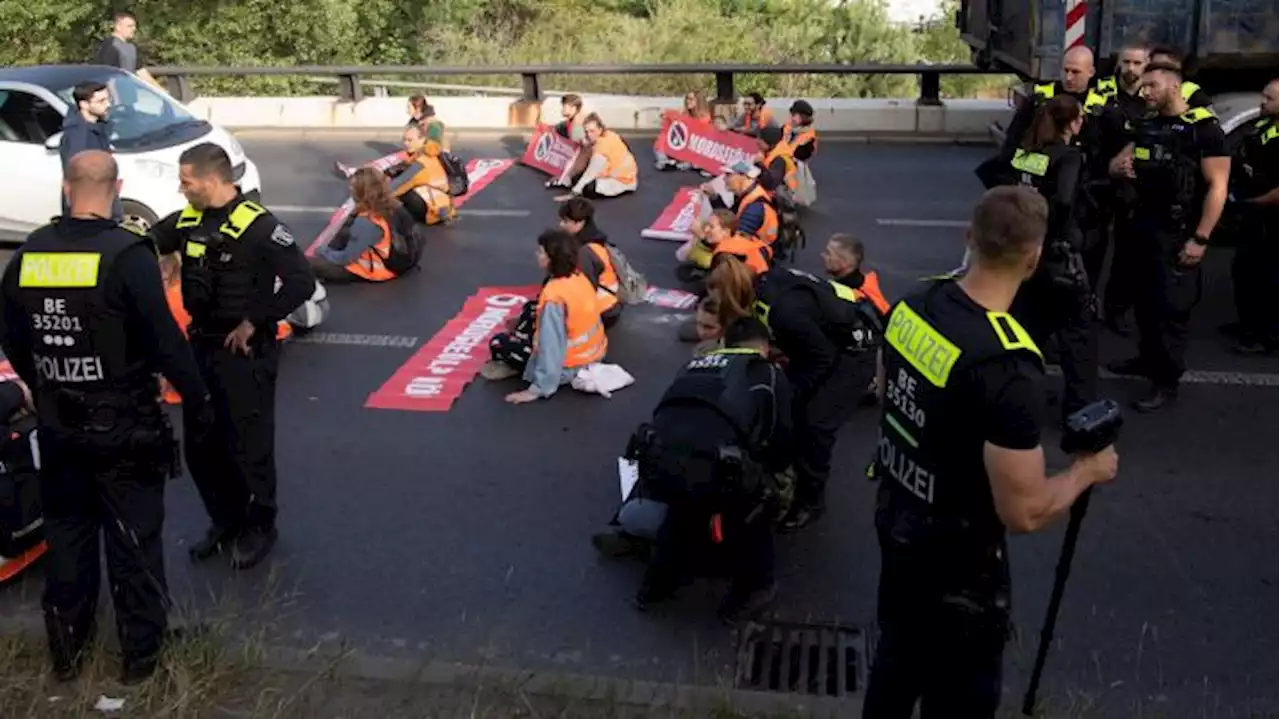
[149,63,1007,106]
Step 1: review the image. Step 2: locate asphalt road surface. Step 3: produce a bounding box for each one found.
[1,132,1275,717]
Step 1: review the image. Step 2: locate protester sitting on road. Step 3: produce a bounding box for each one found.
[756,124,798,198]
[677,209,771,282]
[553,114,639,202]
[730,92,776,137]
[310,168,424,283]
[331,95,445,179]
[0,376,42,583]
[703,162,779,247]
[691,295,725,356]
[503,230,608,404]
[546,94,590,190]
[655,91,714,172]
[679,253,759,343]
[822,233,890,315]
[408,94,445,140]
[388,124,456,225]
[784,101,818,162]
[558,197,623,328]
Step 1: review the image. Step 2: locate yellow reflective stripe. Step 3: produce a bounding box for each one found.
[1084,91,1107,111]
[884,413,919,448]
[1011,149,1050,176]
[221,201,267,240]
[1134,147,1151,161]
[1034,83,1055,99]
[1096,78,1117,95]
[711,348,760,357]
[18,252,101,288]
[185,242,207,259]
[829,280,863,304]
[175,205,203,229]
[1181,82,1200,100]
[1263,124,1278,145]
[986,312,1043,360]
[884,303,962,388]
[1180,107,1214,124]
[753,300,771,327]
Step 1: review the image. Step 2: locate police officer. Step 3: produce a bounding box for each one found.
[863,187,1118,718]
[1107,62,1230,412]
[0,150,212,683]
[752,263,883,532]
[1225,79,1278,354]
[150,143,315,569]
[1001,47,1108,156]
[620,317,791,624]
[1147,46,1216,110]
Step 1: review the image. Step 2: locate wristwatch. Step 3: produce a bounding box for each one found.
[1190,234,1210,247]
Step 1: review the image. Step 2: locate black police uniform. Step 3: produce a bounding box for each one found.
[864,280,1046,718]
[1094,76,1151,322]
[0,216,209,680]
[753,267,882,524]
[999,143,1098,421]
[636,347,791,616]
[150,195,315,565]
[1228,114,1278,350]
[1120,107,1228,395]
[1001,81,1110,156]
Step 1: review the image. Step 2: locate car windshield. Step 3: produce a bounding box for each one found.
[55,72,200,145]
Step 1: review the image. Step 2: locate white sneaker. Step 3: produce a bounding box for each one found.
[479,360,519,381]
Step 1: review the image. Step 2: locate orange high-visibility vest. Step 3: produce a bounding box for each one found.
[713,234,772,275]
[782,123,818,156]
[536,272,608,368]
[762,144,799,192]
[740,108,775,133]
[344,213,397,282]
[594,131,637,186]
[737,185,779,245]
[585,243,620,314]
[858,271,890,315]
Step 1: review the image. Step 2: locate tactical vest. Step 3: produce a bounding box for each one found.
[1033,82,1108,114]
[8,220,154,404]
[1131,107,1218,227]
[175,199,269,329]
[1233,116,1278,199]
[654,348,771,445]
[754,267,883,354]
[875,280,1043,547]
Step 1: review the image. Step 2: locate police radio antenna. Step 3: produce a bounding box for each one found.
[1021,399,1123,716]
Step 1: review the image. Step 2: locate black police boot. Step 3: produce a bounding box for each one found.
[189,524,238,562]
[591,531,646,560]
[1134,385,1178,413]
[718,582,777,627]
[51,652,87,683]
[120,653,159,685]
[230,525,278,570]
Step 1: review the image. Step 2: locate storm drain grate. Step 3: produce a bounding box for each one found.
[734,619,868,698]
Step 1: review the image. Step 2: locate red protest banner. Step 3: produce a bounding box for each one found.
[365,286,541,412]
[640,187,708,242]
[520,124,581,176]
[654,114,760,174]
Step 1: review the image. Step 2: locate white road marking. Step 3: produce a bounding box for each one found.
[875,218,969,228]
[293,332,419,348]
[273,205,531,218]
[1046,366,1278,387]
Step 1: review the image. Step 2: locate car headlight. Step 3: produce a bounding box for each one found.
[134,159,179,181]
[227,134,244,159]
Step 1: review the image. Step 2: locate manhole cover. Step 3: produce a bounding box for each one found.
[734,619,868,698]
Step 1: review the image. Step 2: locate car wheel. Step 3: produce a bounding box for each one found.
[121,200,159,234]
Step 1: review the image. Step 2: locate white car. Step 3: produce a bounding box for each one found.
[0,64,262,241]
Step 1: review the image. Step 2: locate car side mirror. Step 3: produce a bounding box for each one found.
[44,132,62,151]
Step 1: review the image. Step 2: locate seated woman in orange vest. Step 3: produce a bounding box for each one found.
[386,123,456,226]
[332,95,447,179]
[702,162,779,248]
[503,229,609,404]
[755,125,799,201]
[655,91,713,172]
[545,94,591,190]
[783,100,818,162]
[820,233,890,316]
[558,197,624,328]
[675,209,772,285]
[729,92,777,138]
[309,168,423,283]
[552,114,638,201]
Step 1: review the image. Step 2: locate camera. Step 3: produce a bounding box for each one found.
[1061,399,1123,455]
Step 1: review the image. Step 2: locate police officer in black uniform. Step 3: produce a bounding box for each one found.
[1225,79,1278,354]
[150,143,315,569]
[0,150,211,683]
[753,264,883,532]
[863,187,1118,718]
[626,317,791,623]
[1107,62,1230,412]
[1147,46,1216,110]
[1000,47,1108,156]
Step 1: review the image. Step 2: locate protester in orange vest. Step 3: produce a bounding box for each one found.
[553,114,638,201]
[655,91,714,172]
[679,209,772,280]
[310,168,423,283]
[388,123,456,225]
[504,229,608,404]
[757,125,799,197]
[821,233,890,316]
[558,197,624,328]
[545,94,590,190]
[730,92,776,137]
[703,161,779,246]
[783,100,818,162]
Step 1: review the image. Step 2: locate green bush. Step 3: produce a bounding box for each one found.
[0,0,1014,98]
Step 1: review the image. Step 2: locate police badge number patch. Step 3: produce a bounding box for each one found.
[271,223,295,247]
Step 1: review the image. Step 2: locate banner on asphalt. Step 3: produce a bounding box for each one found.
[653,114,760,174]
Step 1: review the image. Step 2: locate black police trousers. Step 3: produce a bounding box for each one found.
[1102,207,1142,320]
[642,496,774,599]
[185,335,281,533]
[40,434,168,668]
[1231,210,1278,346]
[1132,227,1201,389]
[1011,271,1098,421]
[863,544,1008,719]
[792,351,875,510]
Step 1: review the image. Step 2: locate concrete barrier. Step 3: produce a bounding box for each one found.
[187,95,1008,141]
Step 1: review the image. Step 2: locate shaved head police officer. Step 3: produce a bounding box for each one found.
[0,150,212,684]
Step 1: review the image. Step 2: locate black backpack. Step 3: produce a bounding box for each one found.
[441,152,469,196]
[383,208,427,276]
[0,417,42,559]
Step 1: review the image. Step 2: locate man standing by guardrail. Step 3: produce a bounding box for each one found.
[93,11,161,89]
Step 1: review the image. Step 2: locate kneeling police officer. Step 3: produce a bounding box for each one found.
[150,143,315,569]
[608,317,791,624]
[0,151,212,683]
[863,187,1117,718]
[752,263,883,532]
